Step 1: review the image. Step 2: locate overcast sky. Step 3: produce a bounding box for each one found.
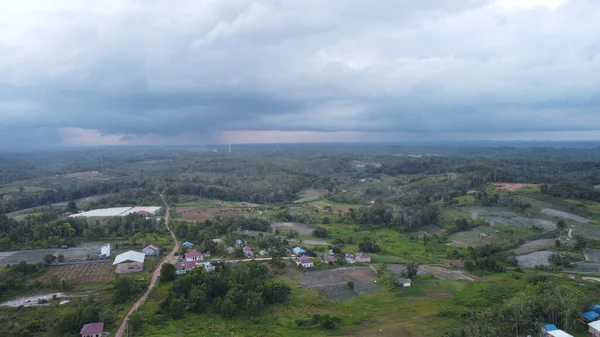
[1,0,599,148]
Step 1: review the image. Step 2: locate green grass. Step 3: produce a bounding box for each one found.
[176,199,221,207]
[134,266,462,337]
[322,225,450,264]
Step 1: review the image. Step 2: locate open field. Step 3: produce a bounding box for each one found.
[0,242,102,266]
[295,188,328,203]
[63,171,108,180]
[388,265,476,281]
[516,250,552,268]
[458,206,557,231]
[514,239,556,255]
[448,226,497,248]
[300,267,376,287]
[317,282,384,302]
[47,262,115,284]
[540,208,591,223]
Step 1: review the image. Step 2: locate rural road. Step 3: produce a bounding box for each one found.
[114,193,179,337]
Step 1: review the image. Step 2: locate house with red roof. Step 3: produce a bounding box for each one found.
[355,253,371,263]
[136,210,151,216]
[184,250,204,262]
[296,257,313,269]
[80,322,104,337]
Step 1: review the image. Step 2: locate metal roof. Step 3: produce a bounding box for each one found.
[80,322,104,334]
[582,311,600,321]
[112,251,145,265]
[548,330,574,337]
[589,320,600,331]
[543,324,558,331]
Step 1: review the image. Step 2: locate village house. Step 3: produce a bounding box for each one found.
[548,330,574,337]
[296,257,313,268]
[541,324,559,337]
[176,261,198,275]
[226,246,235,254]
[142,244,160,256]
[345,257,356,264]
[243,246,254,258]
[259,250,268,256]
[113,251,145,274]
[80,322,104,337]
[235,239,243,246]
[184,250,204,262]
[292,247,306,255]
[182,241,194,248]
[203,262,216,272]
[589,320,600,336]
[213,238,224,245]
[354,253,371,263]
[204,250,211,258]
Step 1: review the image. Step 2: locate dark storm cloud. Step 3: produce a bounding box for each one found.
[1,0,600,147]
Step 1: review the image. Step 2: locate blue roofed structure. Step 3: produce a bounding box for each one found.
[543,324,558,332]
[591,304,600,313]
[183,241,194,248]
[292,247,306,255]
[581,311,600,321]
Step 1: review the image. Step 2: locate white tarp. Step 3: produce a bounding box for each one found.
[113,251,145,265]
[70,206,161,218]
[101,244,111,257]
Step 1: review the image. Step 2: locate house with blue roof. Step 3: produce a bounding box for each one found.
[182,241,194,248]
[203,261,216,272]
[292,247,306,255]
[541,324,558,336]
[582,310,600,322]
[235,239,243,247]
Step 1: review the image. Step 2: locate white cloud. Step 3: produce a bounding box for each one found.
[0,0,599,147]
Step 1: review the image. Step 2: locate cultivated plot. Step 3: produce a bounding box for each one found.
[0,243,101,266]
[388,265,475,281]
[584,248,600,263]
[514,239,556,255]
[47,262,115,284]
[516,250,552,268]
[540,208,590,224]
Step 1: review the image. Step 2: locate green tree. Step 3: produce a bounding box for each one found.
[347,281,354,290]
[57,254,65,263]
[128,313,143,336]
[160,263,176,283]
[170,298,185,319]
[43,254,56,266]
[66,199,78,213]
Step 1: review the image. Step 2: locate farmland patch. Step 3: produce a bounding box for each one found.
[271,222,314,235]
[64,171,108,180]
[459,206,557,231]
[176,206,259,222]
[448,226,497,248]
[514,239,556,255]
[388,265,475,281]
[516,250,552,268]
[47,262,115,284]
[540,208,591,224]
[0,242,101,266]
[317,282,384,302]
[584,249,600,263]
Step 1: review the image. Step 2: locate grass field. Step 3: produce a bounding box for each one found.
[321,225,448,264]
[132,261,465,337]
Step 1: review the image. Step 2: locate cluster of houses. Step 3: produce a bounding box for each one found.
[322,250,372,265]
[538,304,600,337]
[175,246,215,275]
[110,243,161,274]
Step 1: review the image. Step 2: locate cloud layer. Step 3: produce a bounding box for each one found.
[1,0,599,147]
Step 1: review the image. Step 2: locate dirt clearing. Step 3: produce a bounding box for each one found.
[300,267,376,287]
[0,242,101,266]
[64,171,108,180]
[47,262,115,284]
[491,183,536,191]
[514,239,556,255]
[318,282,384,302]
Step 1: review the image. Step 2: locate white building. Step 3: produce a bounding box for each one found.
[142,244,160,256]
[113,251,145,274]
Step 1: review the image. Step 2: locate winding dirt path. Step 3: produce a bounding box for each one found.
[114,193,179,337]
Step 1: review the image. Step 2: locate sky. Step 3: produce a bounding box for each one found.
[1,0,599,148]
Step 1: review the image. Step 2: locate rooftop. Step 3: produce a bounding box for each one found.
[589,321,600,330]
[548,330,574,337]
[582,311,600,321]
[185,250,204,258]
[543,324,558,331]
[80,322,104,335]
[112,251,145,265]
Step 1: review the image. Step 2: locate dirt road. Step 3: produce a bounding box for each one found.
[114,193,179,337]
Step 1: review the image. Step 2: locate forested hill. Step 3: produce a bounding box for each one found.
[2,145,600,215]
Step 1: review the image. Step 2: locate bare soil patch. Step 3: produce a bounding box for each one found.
[514,239,556,255]
[318,281,384,302]
[585,249,600,263]
[490,183,535,191]
[300,267,376,287]
[47,262,115,284]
